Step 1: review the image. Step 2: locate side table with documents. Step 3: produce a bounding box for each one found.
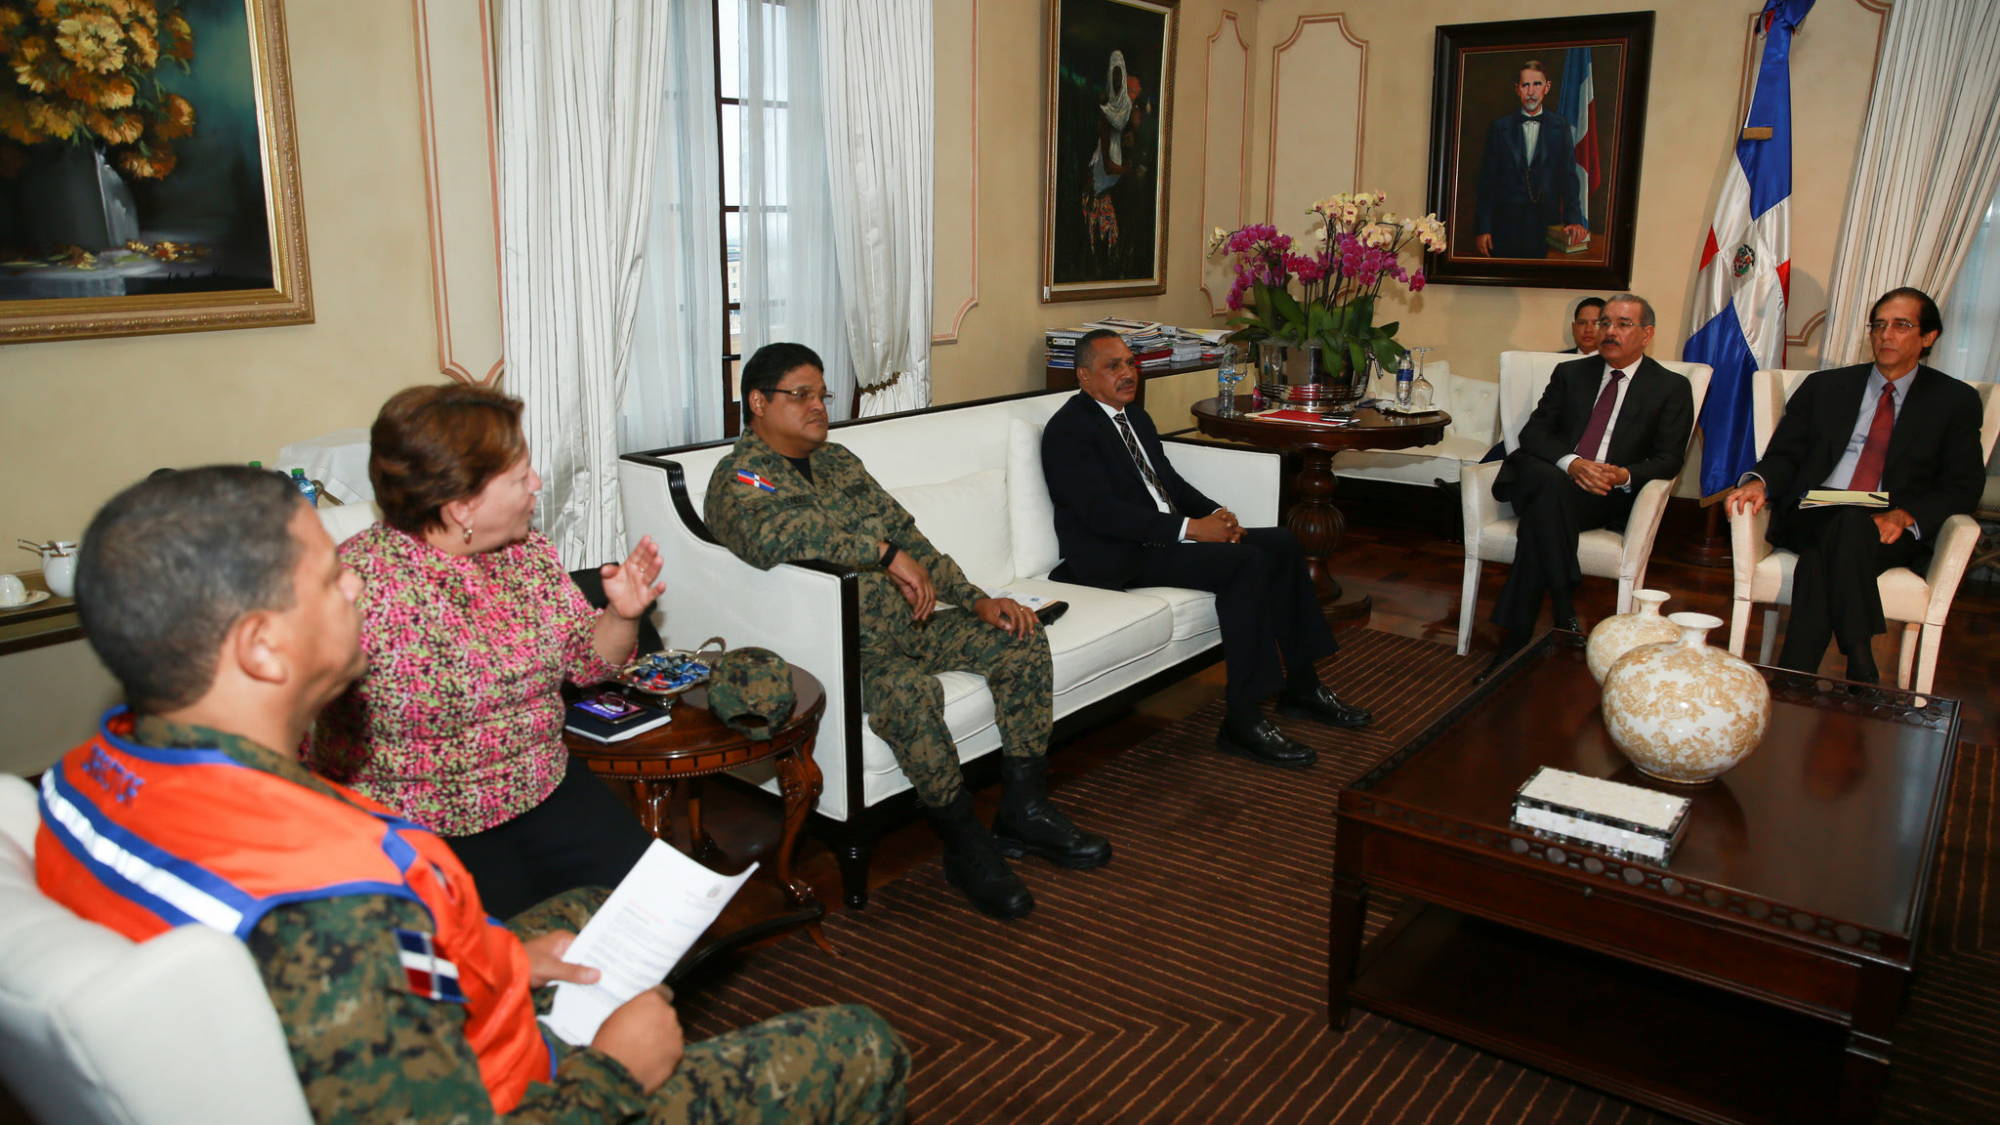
[565,665,832,981]
[1329,632,1959,1125]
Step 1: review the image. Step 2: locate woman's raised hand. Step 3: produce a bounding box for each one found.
[601,535,667,620]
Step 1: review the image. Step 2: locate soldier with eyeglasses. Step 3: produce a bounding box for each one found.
[704,343,1110,921]
[1726,287,1985,683]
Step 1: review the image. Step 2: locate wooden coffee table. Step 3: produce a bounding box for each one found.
[1191,397,1447,617]
[1328,632,1960,1125]
[566,665,832,980]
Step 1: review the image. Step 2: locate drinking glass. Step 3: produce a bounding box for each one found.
[1409,347,1435,411]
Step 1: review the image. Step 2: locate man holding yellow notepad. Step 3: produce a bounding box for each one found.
[1725,288,1984,683]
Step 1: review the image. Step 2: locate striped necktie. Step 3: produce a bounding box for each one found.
[1115,412,1179,516]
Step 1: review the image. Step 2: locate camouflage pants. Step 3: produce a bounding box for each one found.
[652,1005,909,1125]
[862,607,1053,807]
[510,897,908,1122]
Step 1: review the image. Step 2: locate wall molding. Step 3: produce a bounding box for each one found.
[931,0,980,344]
[1198,10,1251,315]
[412,0,505,386]
[1265,13,1368,224]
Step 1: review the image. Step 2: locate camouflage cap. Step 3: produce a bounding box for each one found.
[707,647,795,740]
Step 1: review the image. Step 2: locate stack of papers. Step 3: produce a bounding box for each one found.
[1799,489,1889,509]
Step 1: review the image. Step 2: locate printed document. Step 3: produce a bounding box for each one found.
[541,839,754,1046]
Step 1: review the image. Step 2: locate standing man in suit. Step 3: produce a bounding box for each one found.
[1040,330,1372,770]
[1475,60,1589,259]
[1486,293,1696,668]
[1562,297,1606,354]
[1725,288,1984,682]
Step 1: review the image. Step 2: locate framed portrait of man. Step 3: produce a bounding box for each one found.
[1041,0,1179,303]
[1424,12,1654,290]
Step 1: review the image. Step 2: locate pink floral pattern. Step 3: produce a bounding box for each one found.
[311,525,620,837]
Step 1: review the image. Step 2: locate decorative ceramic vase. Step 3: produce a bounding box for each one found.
[1601,611,1771,785]
[1584,589,1679,684]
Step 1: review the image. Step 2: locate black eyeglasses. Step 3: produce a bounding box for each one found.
[763,388,838,404]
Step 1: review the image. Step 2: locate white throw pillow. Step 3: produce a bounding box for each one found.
[887,468,1015,588]
[1007,418,1063,579]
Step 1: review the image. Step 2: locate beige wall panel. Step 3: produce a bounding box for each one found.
[1198,11,1251,315]
[414,0,506,383]
[933,0,980,343]
[928,0,1251,405]
[1265,15,1366,243]
[0,643,120,777]
[0,2,448,739]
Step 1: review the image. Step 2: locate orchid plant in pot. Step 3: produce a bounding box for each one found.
[1208,193,1445,405]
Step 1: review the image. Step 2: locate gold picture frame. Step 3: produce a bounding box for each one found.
[0,0,312,343]
[1041,0,1179,304]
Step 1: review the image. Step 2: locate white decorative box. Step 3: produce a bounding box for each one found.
[1510,766,1692,863]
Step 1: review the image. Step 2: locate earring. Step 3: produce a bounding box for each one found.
[461,523,473,543]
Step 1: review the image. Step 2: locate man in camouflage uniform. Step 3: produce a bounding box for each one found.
[704,343,1112,920]
[37,465,907,1123]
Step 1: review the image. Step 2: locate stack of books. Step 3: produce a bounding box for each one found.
[1047,319,1180,370]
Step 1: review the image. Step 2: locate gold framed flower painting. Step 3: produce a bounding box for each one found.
[0,0,310,343]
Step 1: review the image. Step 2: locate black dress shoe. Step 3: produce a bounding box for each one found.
[1216,716,1317,768]
[1554,615,1583,634]
[1274,683,1374,729]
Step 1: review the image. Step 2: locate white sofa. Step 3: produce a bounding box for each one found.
[0,775,312,1125]
[1334,362,1503,487]
[618,389,1281,906]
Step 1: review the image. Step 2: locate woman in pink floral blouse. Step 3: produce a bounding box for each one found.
[313,384,666,917]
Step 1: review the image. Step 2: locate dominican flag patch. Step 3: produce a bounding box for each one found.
[736,470,778,493]
[395,928,466,1003]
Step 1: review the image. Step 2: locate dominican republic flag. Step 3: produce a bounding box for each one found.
[395,928,467,1003]
[1558,46,1598,227]
[1683,0,1815,499]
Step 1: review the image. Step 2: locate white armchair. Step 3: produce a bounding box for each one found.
[1725,371,2000,693]
[0,775,312,1125]
[1456,351,1713,655]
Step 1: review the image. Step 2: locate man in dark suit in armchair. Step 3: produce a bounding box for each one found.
[1725,287,1985,683]
[1039,330,1372,770]
[1486,293,1696,670]
[1475,60,1589,259]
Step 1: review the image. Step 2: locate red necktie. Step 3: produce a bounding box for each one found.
[1846,382,1898,493]
[1573,369,1626,459]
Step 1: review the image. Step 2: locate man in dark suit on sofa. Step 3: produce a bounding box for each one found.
[1725,287,1985,683]
[1039,330,1372,770]
[1486,293,1696,670]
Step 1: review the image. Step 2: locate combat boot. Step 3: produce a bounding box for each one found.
[992,756,1113,869]
[925,791,1034,919]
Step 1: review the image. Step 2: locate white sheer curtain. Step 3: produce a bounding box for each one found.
[496,0,670,566]
[1819,0,2000,368]
[820,0,935,417]
[623,0,725,453]
[740,0,856,421]
[1940,187,2000,386]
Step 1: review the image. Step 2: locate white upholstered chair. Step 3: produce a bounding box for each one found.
[0,775,312,1125]
[1456,351,1713,655]
[1725,370,2000,693]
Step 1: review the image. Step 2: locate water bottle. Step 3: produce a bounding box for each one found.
[1396,352,1415,408]
[290,467,318,508]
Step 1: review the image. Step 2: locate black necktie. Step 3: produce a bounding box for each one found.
[1115,412,1179,516]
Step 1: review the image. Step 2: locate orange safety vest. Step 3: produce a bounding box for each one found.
[36,709,554,1114]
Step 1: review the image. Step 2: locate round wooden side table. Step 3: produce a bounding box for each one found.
[1191,397,1449,618]
[565,665,832,977]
